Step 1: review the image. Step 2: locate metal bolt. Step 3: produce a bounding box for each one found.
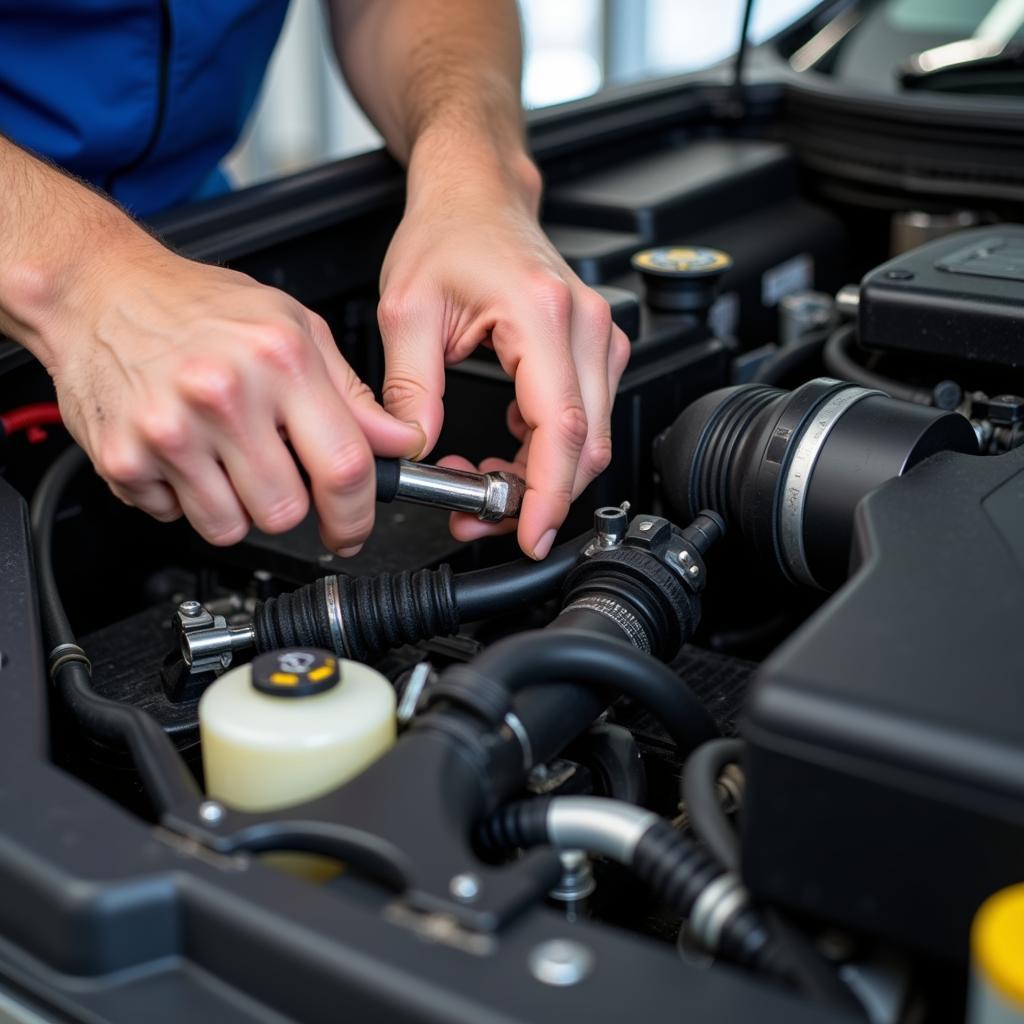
[397,662,432,726]
[198,800,224,825]
[528,939,594,986]
[678,549,691,563]
[594,506,628,549]
[688,564,700,577]
[549,849,596,906]
[638,520,654,532]
[449,872,481,902]
[179,600,203,618]
[834,284,860,318]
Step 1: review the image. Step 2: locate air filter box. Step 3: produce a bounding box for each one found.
[741,445,1024,961]
[860,224,1024,367]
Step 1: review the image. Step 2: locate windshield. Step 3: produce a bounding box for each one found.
[783,0,1024,96]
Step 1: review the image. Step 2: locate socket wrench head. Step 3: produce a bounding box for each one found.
[481,471,526,521]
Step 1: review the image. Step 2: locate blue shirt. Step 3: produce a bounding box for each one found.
[0,0,291,217]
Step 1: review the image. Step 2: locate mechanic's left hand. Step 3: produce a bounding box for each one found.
[377,155,630,560]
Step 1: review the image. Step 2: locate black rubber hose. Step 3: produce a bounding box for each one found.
[453,532,587,621]
[455,629,718,756]
[256,567,461,664]
[681,738,866,1017]
[30,445,199,816]
[634,818,781,975]
[478,797,782,979]
[823,323,932,405]
[255,533,589,662]
[681,737,744,872]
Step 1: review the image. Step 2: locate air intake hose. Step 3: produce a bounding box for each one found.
[655,377,978,589]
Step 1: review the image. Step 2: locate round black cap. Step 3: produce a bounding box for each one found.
[252,647,341,698]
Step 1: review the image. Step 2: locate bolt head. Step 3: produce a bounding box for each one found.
[688,564,700,577]
[179,600,203,618]
[529,939,594,986]
[678,549,691,563]
[198,800,224,825]
[482,472,526,522]
[638,520,654,532]
[449,872,481,902]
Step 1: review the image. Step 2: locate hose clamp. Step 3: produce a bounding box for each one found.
[560,595,651,653]
[48,642,91,680]
[321,575,350,658]
[778,385,882,589]
[503,711,533,775]
[689,871,749,954]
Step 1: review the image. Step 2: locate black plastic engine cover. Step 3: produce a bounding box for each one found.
[741,445,1024,960]
[859,224,1024,367]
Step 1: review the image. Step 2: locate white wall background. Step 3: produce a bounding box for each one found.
[227,0,817,187]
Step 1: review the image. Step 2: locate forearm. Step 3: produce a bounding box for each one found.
[0,137,154,370]
[328,0,539,208]
[331,1,627,560]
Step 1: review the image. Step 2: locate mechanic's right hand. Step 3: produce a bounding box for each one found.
[41,245,425,554]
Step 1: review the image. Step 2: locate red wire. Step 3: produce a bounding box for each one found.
[0,402,63,437]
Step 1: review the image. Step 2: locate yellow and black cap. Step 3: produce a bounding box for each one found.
[252,648,340,698]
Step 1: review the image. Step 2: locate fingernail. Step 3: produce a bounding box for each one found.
[533,528,557,561]
[338,544,363,558]
[405,421,427,460]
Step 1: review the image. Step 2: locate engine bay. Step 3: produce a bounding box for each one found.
[1,56,1023,1024]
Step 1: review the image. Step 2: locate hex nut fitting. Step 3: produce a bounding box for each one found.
[481,471,526,522]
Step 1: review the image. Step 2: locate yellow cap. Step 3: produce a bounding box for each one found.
[631,246,732,276]
[973,883,1024,1007]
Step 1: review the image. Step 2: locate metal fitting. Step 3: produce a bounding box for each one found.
[386,460,525,522]
[593,505,629,548]
[528,939,594,987]
[549,849,596,911]
[835,284,860,318]
[547,797,659,864]
[688,872,750,955]
[175,601,255,675]
[449,873,481,902]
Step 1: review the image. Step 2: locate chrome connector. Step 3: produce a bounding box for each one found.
[175,601,255,676]
[390,460,525,521]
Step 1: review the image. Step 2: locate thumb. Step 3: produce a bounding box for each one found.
[307,311,426,458]
[378,292,446,458]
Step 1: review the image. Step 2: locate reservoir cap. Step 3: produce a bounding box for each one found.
[631,245,732,313]
[252,648,340,698]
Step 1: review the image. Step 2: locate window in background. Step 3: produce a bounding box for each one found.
[520,0,602,107]
[643,0,819,80]
[226,0,819,189]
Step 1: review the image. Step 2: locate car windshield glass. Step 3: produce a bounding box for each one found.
[783,0,1024,96]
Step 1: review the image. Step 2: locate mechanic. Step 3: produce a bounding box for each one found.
[0,0,629,561]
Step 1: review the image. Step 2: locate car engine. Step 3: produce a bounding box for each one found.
[0,28,1023,1023]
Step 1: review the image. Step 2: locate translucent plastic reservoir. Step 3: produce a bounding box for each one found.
[199,653,396,815]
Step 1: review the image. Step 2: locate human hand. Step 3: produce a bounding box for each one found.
[41,240,423,553]
[377,151,630,559]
